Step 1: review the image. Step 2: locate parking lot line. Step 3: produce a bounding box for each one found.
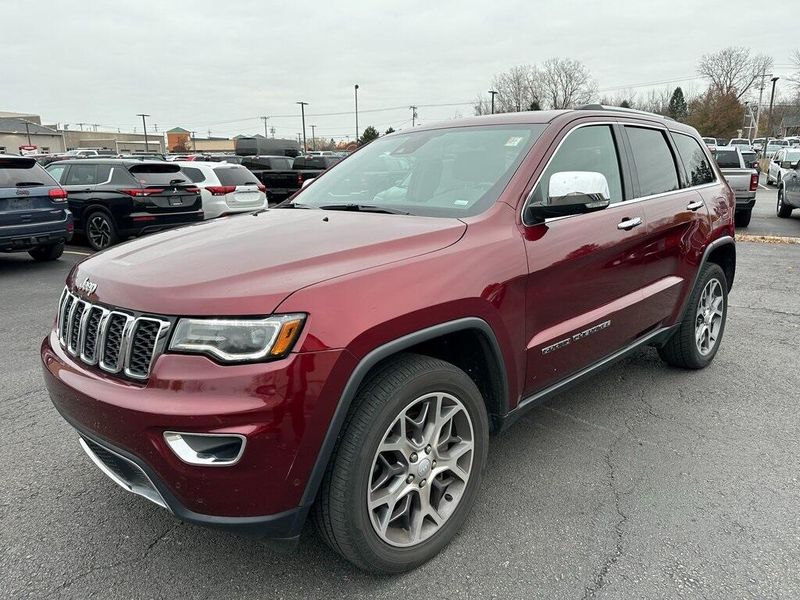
[758,184,769,190]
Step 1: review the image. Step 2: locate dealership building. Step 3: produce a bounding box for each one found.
[0,112,65,154]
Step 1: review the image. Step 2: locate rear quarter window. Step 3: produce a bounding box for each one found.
[672,133,715,186]
[181,167,206,183]
[213,167,259,186]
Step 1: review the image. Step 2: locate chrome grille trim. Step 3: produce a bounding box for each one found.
[57,287,171,380]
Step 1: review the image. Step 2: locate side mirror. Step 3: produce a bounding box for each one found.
[781,161,792,169]
[527,171,611,223]
[301,177,314,188]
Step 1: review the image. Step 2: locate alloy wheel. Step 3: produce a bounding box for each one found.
[88,214,112,249]
[367,392,474,547]
[695,278,724,356]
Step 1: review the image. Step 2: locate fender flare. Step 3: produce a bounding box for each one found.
[298,316,508,507]
[676,234,735,321]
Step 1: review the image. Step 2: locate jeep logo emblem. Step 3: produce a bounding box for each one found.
[77,277,97,295]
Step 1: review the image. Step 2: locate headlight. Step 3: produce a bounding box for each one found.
[168,314,305,363]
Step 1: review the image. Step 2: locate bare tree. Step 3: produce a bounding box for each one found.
[697,47,773,99]
[539,58,596,109]
[473,93,492,116]
[789,49,800,91]
[491,64,541,112]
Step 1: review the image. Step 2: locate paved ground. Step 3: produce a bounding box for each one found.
[749,176,800,238]
[1,241,799,599]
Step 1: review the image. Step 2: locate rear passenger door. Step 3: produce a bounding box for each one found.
[620,125,712,328]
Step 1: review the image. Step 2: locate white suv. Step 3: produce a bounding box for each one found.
[177,161,267,219]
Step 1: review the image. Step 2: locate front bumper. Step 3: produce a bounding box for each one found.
[41,330,353,539]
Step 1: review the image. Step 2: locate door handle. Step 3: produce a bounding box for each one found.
[687,200,704,211]
[617,217,643,230]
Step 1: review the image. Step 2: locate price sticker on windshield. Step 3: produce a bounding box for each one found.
[505,136,524,147]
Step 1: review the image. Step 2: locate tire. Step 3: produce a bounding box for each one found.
[658,263,728,369]
[734,209,752,228]
[777,173,782,187]
[28,240,64,261]
[313,353,489,574]
[85,210,117,250]
[777,188,793,218]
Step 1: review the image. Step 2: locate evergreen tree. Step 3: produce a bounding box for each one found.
[619,100,631,108]
[360,126,380,145]
[384,127,396,135]
[668,87,688,120]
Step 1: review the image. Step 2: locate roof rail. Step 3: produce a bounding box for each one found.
[576,104,675,122]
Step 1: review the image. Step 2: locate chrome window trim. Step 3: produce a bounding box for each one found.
[123,317,172,380]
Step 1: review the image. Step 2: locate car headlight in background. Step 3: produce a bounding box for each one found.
[168,314,305,363]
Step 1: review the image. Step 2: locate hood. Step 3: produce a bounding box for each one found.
[69,209,466,316]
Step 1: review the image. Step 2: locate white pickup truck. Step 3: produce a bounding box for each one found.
[713,146,758,228]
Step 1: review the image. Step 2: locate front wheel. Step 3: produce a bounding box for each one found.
[314,353,489,574]
[777,189,793,218]
[658,263,728,369]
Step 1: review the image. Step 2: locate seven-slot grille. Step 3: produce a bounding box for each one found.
[57,288,170,380]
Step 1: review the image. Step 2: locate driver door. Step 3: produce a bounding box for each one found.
[520,123,652,396]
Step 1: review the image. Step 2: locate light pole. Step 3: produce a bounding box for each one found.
[410,105,418,127]
[488,90,498,114]
[354,84,359,144]
[766,76,779,144]
[296,102,308,152]
[137,113,150,152]
[260,116,269,138]
[311,124,316,151]
[190,131,197,152]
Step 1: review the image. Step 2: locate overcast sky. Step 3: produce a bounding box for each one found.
[2,0,797,141]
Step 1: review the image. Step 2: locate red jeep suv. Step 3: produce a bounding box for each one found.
[42,107,735,574]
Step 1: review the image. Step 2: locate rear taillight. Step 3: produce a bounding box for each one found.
[49,187,68,201]
[749,173,759,191]
[121,188,165,197]
[256,183,266,193]
[185,186,200,194]
[296,173,304,187]
[206,186,236,196]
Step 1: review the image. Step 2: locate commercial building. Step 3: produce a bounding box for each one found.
[0,116,65,154]
[59,129,165,153]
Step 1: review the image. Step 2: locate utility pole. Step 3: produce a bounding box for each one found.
[354,84,359,143]
[260,116,269,138]
[137,113,150,152]
[754,70,771,140]
[488,90,498,114]
[190,131,197,152]
[296,101,308,152]
[77,122,85,131]
[766,76,779,144]
[410,105,418,127]
[310,124,316,151]
[23,121,32,145]
[269,126,276,138]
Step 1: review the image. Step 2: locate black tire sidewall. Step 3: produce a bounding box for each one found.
[29,240,64,261]
[339,361,489,573]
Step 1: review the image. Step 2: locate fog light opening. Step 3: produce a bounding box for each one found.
[163,432,246,467]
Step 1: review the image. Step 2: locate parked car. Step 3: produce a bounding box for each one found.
[777,162,800,218]
[0,154,72,260]
[702,136,718,148]
[713,146,759,227]
[763,139,789,158]
[740,149,760,173]
[234,136,302,157]
[42,107,735,574]
[728,138,752,152]
[116,153,166,161]
[176,161,267,219]
[783,136,800,147]
[45,159,203,250]
[766,148,800,186]
[752,137,765,152]
[245,155,341,202]
[64,149,116,158]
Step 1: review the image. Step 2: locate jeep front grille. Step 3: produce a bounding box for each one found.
[57,288,170,380]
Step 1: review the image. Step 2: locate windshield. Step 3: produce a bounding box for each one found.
[292,124,546,217]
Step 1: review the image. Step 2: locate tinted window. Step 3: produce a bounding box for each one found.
[96,165,112,183]
[64,164,98,186]
[46,164,68,184]
[529,125,623,206]
[214,166,259,186]
[714,150,740,168]
[182,167,206,183]
[625,127,679,197]
[673,133,715,186]
[740,151,756,165]
[129,164,187,185]
[0,158,57,187]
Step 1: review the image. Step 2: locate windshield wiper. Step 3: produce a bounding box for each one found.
[275,202,311,209]
[318,203,410,215]
[15,181,45,187]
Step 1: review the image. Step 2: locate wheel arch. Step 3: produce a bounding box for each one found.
[299,317,509,508]
[80,203,116,231]
[705,237,736,292]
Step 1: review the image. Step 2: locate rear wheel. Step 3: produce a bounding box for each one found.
[734,209,752,228]
[658,263,728,369]
[314,353,489,574]
[85,211,117,250]
[777,188,793,218]
[28,240,64,261]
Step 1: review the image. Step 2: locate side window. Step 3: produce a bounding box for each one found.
[625,126,680,197]
[64,164,98,186]
[529,125,623,206]
[672,133,715,186]
[95,165,112,184]
[46,164,68,184]
[182,167,206,183]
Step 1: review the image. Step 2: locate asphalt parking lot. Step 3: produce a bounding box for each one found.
[1,195,798,599]
[748,176,800,237]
